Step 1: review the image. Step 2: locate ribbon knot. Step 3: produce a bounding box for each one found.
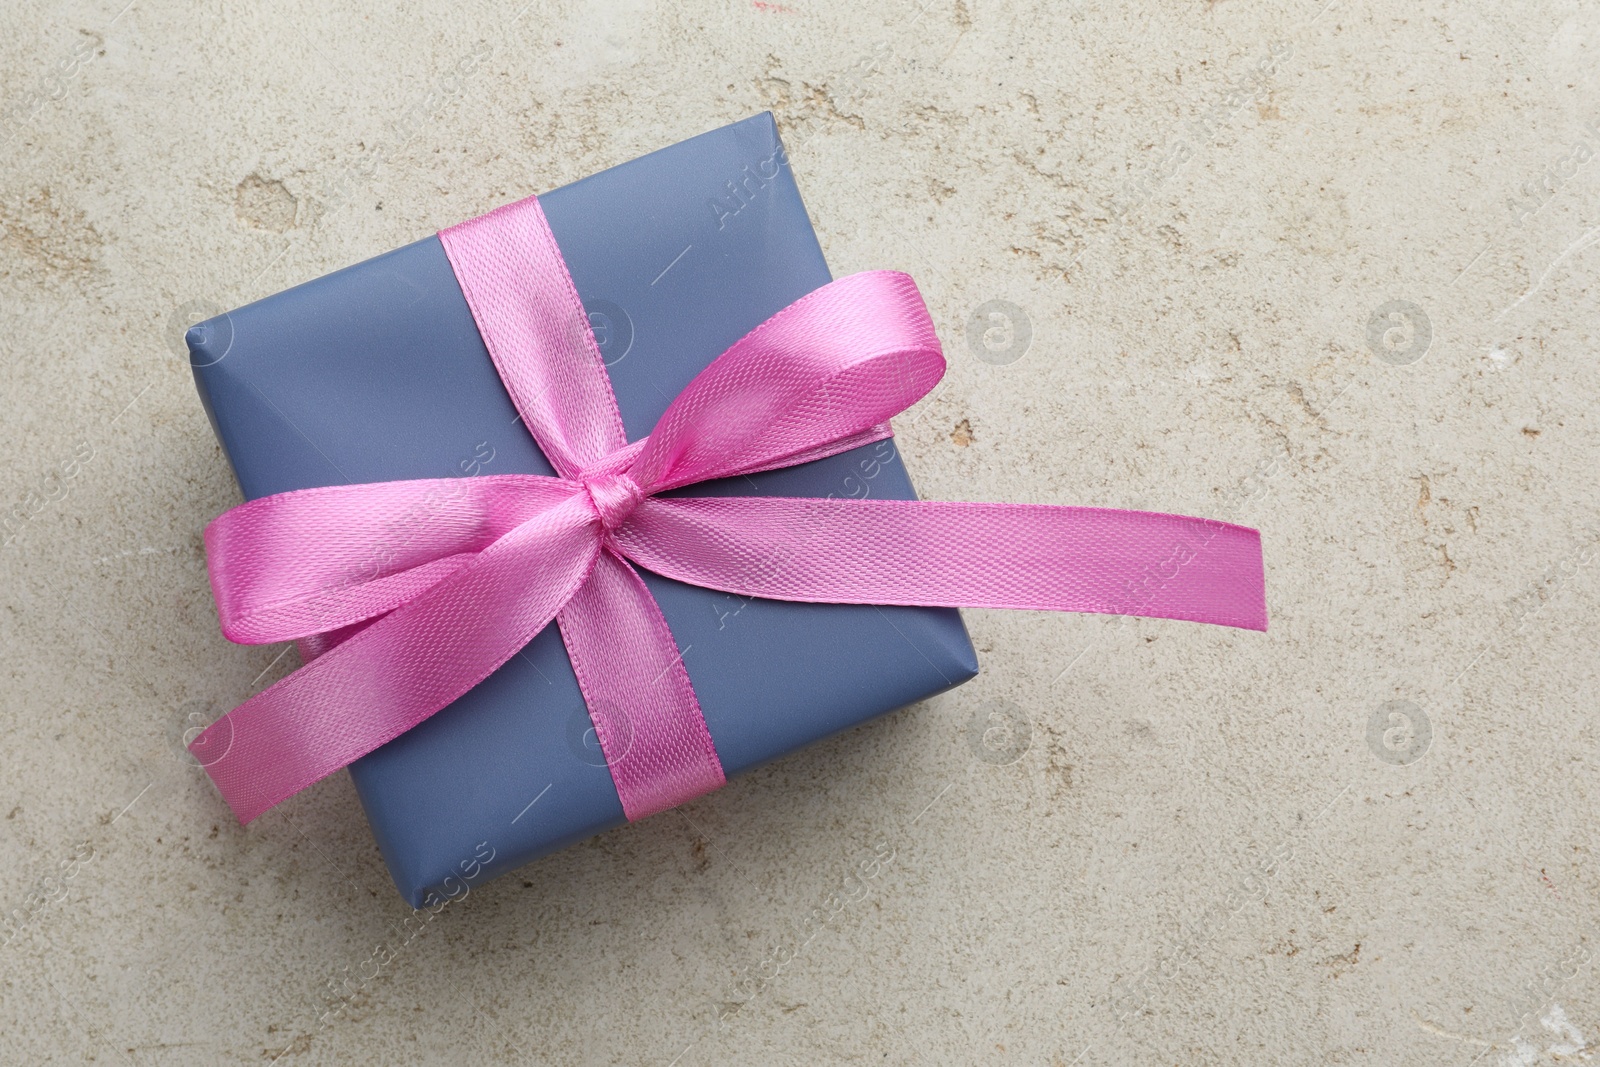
[190,193,1267,829]
[582,471,644,531]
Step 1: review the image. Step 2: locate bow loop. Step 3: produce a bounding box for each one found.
[204,473,582,645]
[628,270,945,494]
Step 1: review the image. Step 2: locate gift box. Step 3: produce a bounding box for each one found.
[189,113,979,906]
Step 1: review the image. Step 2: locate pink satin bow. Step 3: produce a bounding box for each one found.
[192,195,1267,825]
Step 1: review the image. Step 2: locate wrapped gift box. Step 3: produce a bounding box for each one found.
[189,113,978,906]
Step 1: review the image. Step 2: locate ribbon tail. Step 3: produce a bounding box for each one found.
[192,493,602,824]
[556,549,724,821]
[617,497,1268,631]
[205,474,579,644]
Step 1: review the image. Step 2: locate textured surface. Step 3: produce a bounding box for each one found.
[0,0,1597,1064]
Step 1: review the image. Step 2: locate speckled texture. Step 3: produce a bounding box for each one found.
[2,0,1598,1063]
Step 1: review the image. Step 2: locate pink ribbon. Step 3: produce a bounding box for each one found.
[192,195,1267,825]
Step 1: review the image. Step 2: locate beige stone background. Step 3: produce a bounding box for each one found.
[1,0,1598,1062]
